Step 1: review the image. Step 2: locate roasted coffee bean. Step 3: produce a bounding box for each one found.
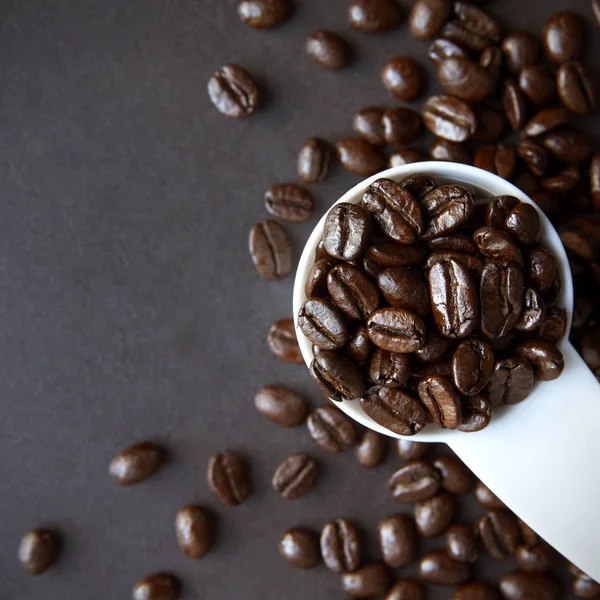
[429,258,479,338]
[527,246,558,293]
[422,185,474,240]
[378,514,418,567]
[430,138,472,164]
[254,385,308,427]
[175,505,212,559]
[517,139,548,177]
[356,429,388,468]
[479,46,503,85]
[538,306,566,342]
[272,453,317,499]
[514,170,540,196]
[207,451,250,507]
[320,518,361,574]
[298,137,332,183]
[515,287,545,332]
[348,0,403,33]
[452,583,500,600]
[310,351,367,401]
[522,106,570,138]
[506,204,540,247]
[389,148,427,167]
[396,439,429,461]
[409,0,451,39]
[559,219,600,260]
[440,1,500,52]
[399,174,438,199]
[389,461,441,503]
[459,393,493,432]
[473,106,506,142]
[419,549,471,585]
[480,261,524,338]
[238,0,291,29]
[502,32,540,73]
[323,202,372,261]
[267,319,303,364]
[265,183,313,223]
[542,128,592,165]
[437,57,494,103]
[488,357,534,405]
[377,267,430,316]
[543,11,583,63]
[367,308,426,353]
[515,542,554,574]
[429,235,478,258]
[418,375,462,429]
[299,298,350,350]
[305,258,337,298]
[385,579,425,600]
[499,571,560,600]
[132,573,181,600]
[208,64,259,118]
[416,329,455,363]
[474,145,516,180]
[516,339,564,381]
[557,61,595,115]
[446,524,479,563]
[348,324,373,365]
[475,481,506,510]
[428,38,467,66]
[279,527,321,569]
[382,108,422,145]
[473,227,523,267]
[306,30,349,70]
[341,563,391,598]
[328,263,380,320]
[572,575,600,598]
[109,441,162,486]
[337,138,385,176]
[478,510,521,559]
[367,242,428,266]
[434,454,474,495]
[249,219,292,280]
[487,198,522,231]
[362,386,429,435]
[422,95,476,142]
[382,57,423,102]
[412,360,453,381]
[426,251,483,276]
[452,338,494,395]
[370,348,411,387]
[18,529,60,575]
[316,239,333,260]
[353,107,386,146]
[518,65,556,108]
[307,406,356,452]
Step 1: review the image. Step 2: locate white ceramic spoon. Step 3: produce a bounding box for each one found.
[293,162,600,580]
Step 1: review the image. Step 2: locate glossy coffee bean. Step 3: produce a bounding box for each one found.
[440,2,500,52]
[370,348,411,387]
[434,455,474,495]
[428,38,467,66]
[503,79,528,131]
[323,202,371,262]
[307,406,356,452]
[452,338,494,395]
[310,351,367,402]
[542,128,592,165]
[353,107,386,146]
[299,298,350,350]
[298,137,332,183]
[559,219,600,260]
[538,306,566,343]
[305,258,337,298]
[418,375,462,430]
[527,246,558,293]
[437,57,494,103]
[473,145,516,181]
[422,185,474,240]
[502,32,540,73]
[348,324,372,366]
[272,453,317,499]
[267,319,303,364]
[382,57,423,102]
[515,287,545,332]
[419,549,471,585]
[367,308,426,353]
[499,571,559,600]
[519,65,556,108]
[506,204,540,247]
[18,529,60,575]
[320,518,360,573]
[306,31,348,70]
[515,541,554,574]
[446,524,479,563]
[572,576,600,598]
[207,64,259,119]
[207,450,250,507]
[517,140,548,177]
[377,267,429,316]
[279,527,321,569]
[328,263,380,320]
[540,162,580,193]
[473,106,506,142]
[415,329,454,363]
[475,481,506,510]
[426,251,482,276]
[396,439,429,461]
[238,0,291,29]
[356,429,388,468]
[430,138,472,164]
[409,0,450,39]
[337,138,385,176]
[378,514,418,567]
[367,242,428,266]
[388,461,441,503]
[341,563,391,598]
[389,148,427,167]
[249,219,292,280]
[488,357,534,405]
[265,183,313,223]
[473,227,523,267]
[382,108,422,145]
[478,510,521,559]
[543,11,583,63]
[175,505,212,559]
[254,385,308,427]
[349,0,403,32]
[132,573,181,600]
[422,95,476,142]
[515,340,564,381]
[452,582,500,600]
[385,579,425,600]
[109,441,162,486]
[459,393,493,432]
[522,106,570,139]
[478,46,502,85]
[557,61,595,115]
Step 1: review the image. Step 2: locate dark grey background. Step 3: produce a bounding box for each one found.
[0,0,598,598]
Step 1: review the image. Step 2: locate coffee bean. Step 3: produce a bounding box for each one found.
[328,263,380,320]
[389,461,441,503]
[306,30,349,70]
[267,319,303,364]
[341,563,391,598]
[530,191,559,214]
[434,454,474,495]
[356,429,388,468]
[499,572,560,600]
[426,251,483,276]
[422,95,476,142]
[474,227,524,267]
[474,145,516,180]
[389,148,426,167]
[272,453,317,499]
[516,542,554,574]
[378,514,418,567]
[409,0,451,39]
[428,38,467,65]
[109,441,162,486]
[353,107,386,146]
[540,164,579,192]
[133,573,181,600]
[238,0,291,29]
[367,308,426,353]
[305,258,337,298]
[518,65,556,108]
[419,549,471,585]
[207,450,250,506]
[382,108,423,145]
[478,510,521,559]
[503,79,528,130]
[299,298,350,350]
[502,32,540,73]
[542,128,592,165]
[514,170,540,196]
[396,439,429,461]
[543,11,583,63]
[307,406,356,452]
[370,348,411,387]
[515,287,545,332]
[440,2,500,52]
[175,505,212,559]
[558,60,595,116]
[279,527,321,569]
[367,242,428,266]
[488,357,534,405]
[418,375,462,429]
[323,202,372,261]
[401,174,439,199]
[310,351,367,401]
[437,57,494,103]
[429,258,479,338]
[452,583,500,600]
[337,138,385,176]
[265,183,313,223]
[249,219,292,281]
[446,524,479,563]
[517,139,548,177]
[476,47,498,87]
[473,106,506,142]
[572,575,600,598]
[18,529,60,575]
[362,386,429,435]
[382,57,423,102]
[559,219,600,260]
[254,385,308,427]
[416,329,455,363]
[412,360,453,381]
[430,138,472,164]
[422,185,474,240]
[527,246,558,293]
[385,579,425,600]
[538,306,567,343]
[516,339,564,381]
[522,106,570,138]
[349,0,402,32]
[320,518,361,573]
[377,267,430,316]
[451,338,494,395]
[475,481,506,510]
[207,64,259,119]
[460,393,492,432]
[298,137,332,183]
[349,324,373,365]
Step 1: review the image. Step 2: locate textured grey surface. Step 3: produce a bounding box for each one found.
[0,0,598,598]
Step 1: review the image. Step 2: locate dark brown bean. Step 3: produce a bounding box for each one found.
[267,319,303,364]
[323,202,372,262]
[452,338,494,395]
[385,579,425,600]
[515,542,554,574]
[362,386,429,435]
[473,106,506,142]
[430,138,472,164]
[488,357,534,405]
[440,1,500,52]
[434,454,474,495]
[305,258,337,298]
[515,287,545,332]
[341,563,391,598]
[446,524,479,563]
[132,573,181,600]
[306,31,349,70]
[382,108,422,145]
[328,263,380,320]
[478,510,521,559]
[572,575,600,598]
[349,324,373,366]
[505,203,540,247]
[299,298,350,350]
[519,65,556,108]
[310,350,367,402]
[479,47,503,85]
[279,527,321,569]
[517,139,548,177]
[378,514,418,567]
[175,505,212,559]
[459,393,493,432]
[298,137,332,183]
[321,518,361,573]
[207,64,259,119]
[367,308,426,353]
[559,219,600,260]
[538,306,567,343]
[207,451,250,507]
[409,0,451,39]
[254,385,308,427]
[307,406,356,452]
[503,79,528,130]
[475,481,506,510]
[527,246,558,293]
[486,198,521,230]
[382,57,423,102]
[556,60,595,115]
[238,0,291,29]
[428,38,467,65]
[499,571,560,600]
[367,242,428,266]
[474,145,516,181]
[416,329,455,363]
[249,219,292,280]
[474,227,524,267]
[265,183,314,223]
[388,461,441,503]
[353,107,386,146]
[18,529,60,575]
[418,375,462,430]
[437,57,494,102]
[543,11,583,63]
[452,582,500,600]
[521,106,570,138]
[422,185,474,240]
[396,439,429,461]
[272,453,317,499]
[515,339,564,381]
[377,267,429,316]
[542,128,592,165]
[337,138,385,176]
[370,348,411,387]
[422,95,476,142]
[389,148,427,167]
[502,32,540,73]
[356,429,388,468]
[109,441,162,486]
[419,549,471,585]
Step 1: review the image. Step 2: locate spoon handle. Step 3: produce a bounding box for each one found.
[448,341,600,580]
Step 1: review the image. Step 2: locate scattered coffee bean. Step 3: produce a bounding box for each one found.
[516,541,554,573]
[519,65,556,108]
[595,0,600,26]
[310,350,367,401]
[385,579,425,600]
[207,450,250,506]
[478,510,521,559]
[238,0,291,29]
[279,527,321,569]
[382,57,423,102]
[307,405,356,452]
[389,148,427,167]
[517,139,549,177]
[543,128,592,165]
[521,106,570,138]
[430,138,472,164]
[434,454,474,495]
[452,583,500,600]
[306,30,349,70]
[272,453,317,499]
[298,137,332,183]
[341,563,391,598]
[267,319,303,364]
[459,394,493,432]
[396,439,429,461]
[419,549,471,585]
[175,505,212,559]
[428,38,467,65]
[503,79,528,130]
[488,357,534,405]
[348,0,402,32]
[389,461,441,503]
[299,298,350,350]
[572,574,600,597]
[437,57,494,103]
[556,60,595,115]
[328,262,380,319]
[473,106,506,142]
[321,518,361,573]
[475,481,507,510]
[474,145,516,181]
[446,524,479,563]
[356,429,388,467]
[133,574,181,600]
[515,339,564,381]
[502,32,540,73]
[422,95,476,142]
[559,219,600,260]
[382,108,422,145]
[409,0,451,39]
[415,492,455,537]
[499,571,560,600]
[441,1,500,52]
[337,138,385,176]
[543,11,583,63]
[208,64,259,119]
[370,348,411,387]
[249,219,292,280]
[353,107,386,146]
[265,183,313,223]
[305,258,337,298]
[109,441,162,486]
[18,529,60,575]
[378,514,418,567]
